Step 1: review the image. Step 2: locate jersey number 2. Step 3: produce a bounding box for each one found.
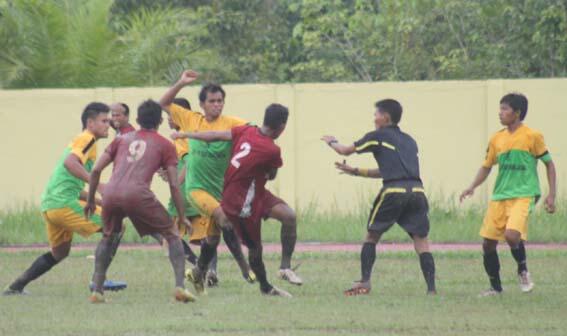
[231,142,251,168]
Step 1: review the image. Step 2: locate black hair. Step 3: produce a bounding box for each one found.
[81,102,110,130]
[119,103,130,116]
[198,83,226,103]
[375,99,402,124]
[500,93,528,121]
[263,104,289,129]
[137,99,162,129]
[173,97,192,110]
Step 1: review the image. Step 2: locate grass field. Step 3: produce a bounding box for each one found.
[1,199,566,245]
[1,249,567,335]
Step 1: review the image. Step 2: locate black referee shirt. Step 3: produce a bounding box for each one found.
[353,125,422,186]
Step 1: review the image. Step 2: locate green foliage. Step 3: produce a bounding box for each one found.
[0,0,566,88]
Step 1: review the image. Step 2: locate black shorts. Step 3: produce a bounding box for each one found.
[367,186,429,237]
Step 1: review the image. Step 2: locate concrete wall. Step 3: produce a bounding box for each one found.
[0,79,565,211]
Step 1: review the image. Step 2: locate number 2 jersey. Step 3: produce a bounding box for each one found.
[221,125,283,223]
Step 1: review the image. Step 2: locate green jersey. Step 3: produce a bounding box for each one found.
[483,125,552,201]
[41,131,97,211]
[185,139,232,200]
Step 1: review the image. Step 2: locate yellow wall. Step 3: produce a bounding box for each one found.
[0,79,565,211]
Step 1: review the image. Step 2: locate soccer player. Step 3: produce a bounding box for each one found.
[160,70,301,286]
[173,103,293,297]
[3,103,125,295]
[321,99,436,296]
[159,70,255,284]
[110,102,136,135]
[85,100,195,303]
[460,93,556,296]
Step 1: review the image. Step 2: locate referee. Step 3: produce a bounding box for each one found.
[322,99,436,296]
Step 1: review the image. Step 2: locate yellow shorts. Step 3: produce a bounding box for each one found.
[187,189,221,237]
[171,215,210,242]
[43,201,102,247]
[480,197,533,241]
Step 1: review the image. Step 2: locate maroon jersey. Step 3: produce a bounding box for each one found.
[221,125,283,224]
[104,129,177,196]
[117,123,136,136]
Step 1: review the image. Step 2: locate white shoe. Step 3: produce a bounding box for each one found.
[278,268,303,286]
[518,271,534,293]
[479,288,502,297]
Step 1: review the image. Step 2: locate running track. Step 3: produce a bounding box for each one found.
[2,242,567,253]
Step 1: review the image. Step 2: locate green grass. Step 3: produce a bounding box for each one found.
[2,198,565,245]
[1,250,567,335]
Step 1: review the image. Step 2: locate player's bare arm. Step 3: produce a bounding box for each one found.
[543,160,556,213]
[159,70,199,113]
[79,191,102,206]
[321,135,356,156]
[171,130,232,142]
[459,166,492,202]
[65,153,105,195]
[335,160,381,178]
[84,152,113,219]
[166,164,191,231]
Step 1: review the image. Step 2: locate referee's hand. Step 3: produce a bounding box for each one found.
[335,160,356,175]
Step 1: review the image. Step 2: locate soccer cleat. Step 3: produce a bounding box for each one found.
[186,267,207,295]
[518,271,534,293]
[205,270,219,287]
[88,292,106,304]
[478,288,503,297]
[174,287,197,303]
[242,269,256,284]
[89,280,127,292]
[344,280,371,296]
[186,254,197,266]
[2,286,29,296]
[262,286,292,298]
[278,268,303,286]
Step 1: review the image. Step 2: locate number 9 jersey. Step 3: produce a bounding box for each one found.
[221,125,283,235]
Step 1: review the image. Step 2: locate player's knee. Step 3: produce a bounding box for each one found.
[365,231,381,244]
[504,230,521,246]
[206,235,221,247]
[482,239,498,253]
[282,210,297,226]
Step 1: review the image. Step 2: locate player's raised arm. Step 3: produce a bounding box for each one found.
[171,130,232,142]
[159,70,199,113]
[321,135,356,156]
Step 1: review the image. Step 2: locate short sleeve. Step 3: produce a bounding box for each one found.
[168,103,201,131]
[354,131,381,154]
[231,125,248,142]
[104,138,121,160]
[70,133,96,164]
[161,140,179,169]
[228,115,248,128]
[482,139,497,168]
[269,147,283,169]
[532,131,552,163]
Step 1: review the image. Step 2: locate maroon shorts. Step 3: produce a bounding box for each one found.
[222,190,285,248]
[102,190,178,240]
